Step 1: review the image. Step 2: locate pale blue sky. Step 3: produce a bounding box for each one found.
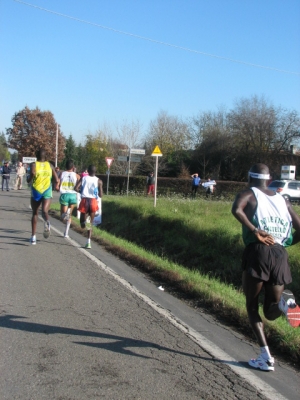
[1,0,300,145]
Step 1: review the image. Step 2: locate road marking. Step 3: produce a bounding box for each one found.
[50,224,288,400]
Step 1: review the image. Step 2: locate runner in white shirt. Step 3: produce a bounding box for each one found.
[232,163,300,371]
[75,165,103,249]
[59,159,80,238]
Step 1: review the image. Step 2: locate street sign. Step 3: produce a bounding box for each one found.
[105,157,114,168]
[22,157,37,163]
[130,156,141,163]
[130,149,145,155]
[151,145,163,157]
[118,156,128,162]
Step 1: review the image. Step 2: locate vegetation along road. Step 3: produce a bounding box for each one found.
[0,190,299,399]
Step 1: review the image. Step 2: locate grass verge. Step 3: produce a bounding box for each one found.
[50,197,300,367]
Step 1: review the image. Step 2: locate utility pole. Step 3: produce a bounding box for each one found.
[55,124,58,167]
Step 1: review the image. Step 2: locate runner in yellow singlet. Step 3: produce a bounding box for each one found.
[27,148,59,245]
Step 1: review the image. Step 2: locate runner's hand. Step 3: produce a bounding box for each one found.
[255,230,275,246]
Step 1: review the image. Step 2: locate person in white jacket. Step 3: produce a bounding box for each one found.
[15,161,26,190]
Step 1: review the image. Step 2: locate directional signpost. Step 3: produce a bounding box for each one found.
[22,157,37,164]
[126,148,145,196]
[105,157,114,195]
[151,145,163,207]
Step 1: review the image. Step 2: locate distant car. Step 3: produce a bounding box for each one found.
[268,180,300,201]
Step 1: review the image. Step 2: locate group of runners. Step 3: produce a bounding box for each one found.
[21,148,300,370]
[26,148,103,249]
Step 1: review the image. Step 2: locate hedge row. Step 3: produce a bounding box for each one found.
[98,174,248,199]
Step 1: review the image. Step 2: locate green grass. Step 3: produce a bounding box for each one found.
[51,196,300,365]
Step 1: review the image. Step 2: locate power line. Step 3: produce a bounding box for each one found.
[13,0,300,76]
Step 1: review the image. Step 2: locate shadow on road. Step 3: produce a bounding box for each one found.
[0,314,236,364]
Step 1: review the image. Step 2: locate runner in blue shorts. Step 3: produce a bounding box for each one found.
[27,148,59,245]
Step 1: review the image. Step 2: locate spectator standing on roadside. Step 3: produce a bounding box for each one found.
[202,177,216,198]
[59,159,81,238]
[1,161,11,191]
[146,172,155,196]
[232,163,300,372]
[27,148,59,245]
[75,165,103,249]
[191,173,201,198]
[15,161,26,190]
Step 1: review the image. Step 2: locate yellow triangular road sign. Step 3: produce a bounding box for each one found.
[151,145,163,156]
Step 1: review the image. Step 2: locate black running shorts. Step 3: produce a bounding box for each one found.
[242,242,292,285]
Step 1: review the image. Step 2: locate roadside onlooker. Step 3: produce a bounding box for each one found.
[1,161,11,191]
[202,177,216,198]
[147,172,155,196]
[191,173,201,198]
[15,161,26,190]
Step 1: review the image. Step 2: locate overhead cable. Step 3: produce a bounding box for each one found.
[13,0,300,76]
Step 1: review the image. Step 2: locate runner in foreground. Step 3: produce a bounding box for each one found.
[59,159,81,238]
[75,165,103,249]
[232,163,300,371]
[27,148,59,245]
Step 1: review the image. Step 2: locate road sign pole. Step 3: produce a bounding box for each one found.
[154,156,159,207]
[107,169,110,195]
[126,150,131,196]
[151,145,163,207]
[105,157,114,195]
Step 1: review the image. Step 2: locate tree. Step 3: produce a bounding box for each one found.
[0,132,10,162]
[109,119,143,175]
[191,108,231,179]
[82,130,111,174]
[61,134,77,169]
[6,106,66,162]
[143,111,192,176]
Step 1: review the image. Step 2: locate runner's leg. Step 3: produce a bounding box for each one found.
[242,271,266,347]
[42,198,52,238]
[263,283,284,321]
[31,198,42,239]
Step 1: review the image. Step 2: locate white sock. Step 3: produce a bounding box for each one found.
[87,238,91,243]
[31,235,36,241]
[65,221,70,236]
[260,346,272,360]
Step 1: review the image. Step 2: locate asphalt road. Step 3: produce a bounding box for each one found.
[0,188,299,400]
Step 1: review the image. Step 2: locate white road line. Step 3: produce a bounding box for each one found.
[51,224,288,400]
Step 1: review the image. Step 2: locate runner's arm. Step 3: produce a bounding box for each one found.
[27,162,35,184]
[51,165,60,191]
[232,190,275,246]
[74,178,82,192]
[286,200,300,245]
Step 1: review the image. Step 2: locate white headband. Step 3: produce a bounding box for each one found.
[248,171,270,180]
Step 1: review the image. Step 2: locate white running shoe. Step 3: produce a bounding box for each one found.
[30,236,36,245]
[64,234,69,238]
[279,290,300,327]
[248,355,275,371]
[43,221,50,238]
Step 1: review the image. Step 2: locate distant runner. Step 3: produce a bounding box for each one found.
[59,159,81,238]
[232,163,300,371]
[27,149,59,245]
[75,165,103,249]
